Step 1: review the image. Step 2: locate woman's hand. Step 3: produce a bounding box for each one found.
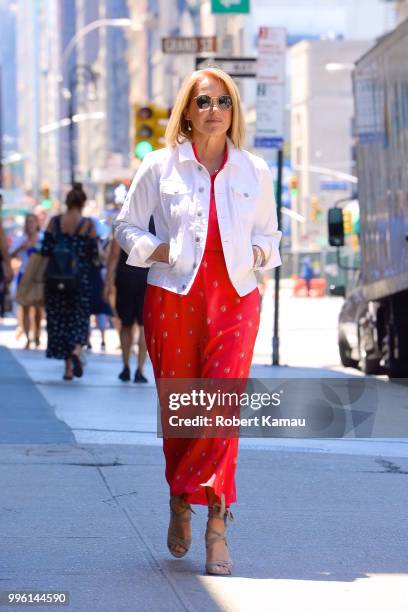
[103,280,114,304]
[10,241,28,258]
[252,245,266,268]
[150,243,170,264]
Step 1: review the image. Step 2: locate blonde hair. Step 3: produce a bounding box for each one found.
[165,67,245,148]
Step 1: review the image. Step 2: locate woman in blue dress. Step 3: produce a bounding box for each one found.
[10,213,43,348]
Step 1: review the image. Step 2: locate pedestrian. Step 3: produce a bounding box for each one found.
[114,67,282,575]
[300,257,313,296]
[88,229,112,352]
[0,216,13,318]
[103,232,152,383]
[41,184,98,380]
[10,213,44,348]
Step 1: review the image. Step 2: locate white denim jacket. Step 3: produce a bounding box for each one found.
[114,138,282,297]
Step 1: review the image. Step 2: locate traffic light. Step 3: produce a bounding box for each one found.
[134,103,170,160]
[328,207,345,246]
[310,195,323,222]
[288,174,298,197]
[343,209,353,234]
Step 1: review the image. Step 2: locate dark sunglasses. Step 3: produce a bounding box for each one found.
[193,94,233,111]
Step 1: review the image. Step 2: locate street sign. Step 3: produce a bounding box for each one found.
[195,57,257,78]
[320,180,349,191]
[162,36,217,54]
[211,0,250,13]
[254,27,286,149]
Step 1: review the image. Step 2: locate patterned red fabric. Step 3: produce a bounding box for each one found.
[195,142,228,252]
[143,144,260,507]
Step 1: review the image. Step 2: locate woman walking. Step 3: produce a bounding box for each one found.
[103,237,150,383]
[0,218,13,317]
[114,67,282,575]
[42,185,98,380]
[10,213,43,348]
[88,233,112,352]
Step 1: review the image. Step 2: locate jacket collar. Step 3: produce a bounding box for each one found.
[177,137,241,166]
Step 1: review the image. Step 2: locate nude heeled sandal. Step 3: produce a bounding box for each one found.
[205,494,234,576]
[167,495,196,558]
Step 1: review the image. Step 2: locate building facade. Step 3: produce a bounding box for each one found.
[0,0,19,194]
[16,0,41,199]
[10,0,405,211]
[290,39,371,253]
[14,0,131,207]
[73,0,131,207]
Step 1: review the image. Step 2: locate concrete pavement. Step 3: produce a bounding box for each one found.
[2,438,408,612]
[1,342,408,611]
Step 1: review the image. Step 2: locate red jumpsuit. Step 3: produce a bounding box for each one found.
[143,144,260,507]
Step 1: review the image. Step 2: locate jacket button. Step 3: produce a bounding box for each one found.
[244,192,249,197]
[195,237,200,242]
[197,211,202,217]
[198,187,204,193]
[181,284,186,290]
[198,166,202,172]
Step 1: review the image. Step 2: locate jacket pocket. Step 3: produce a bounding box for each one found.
[231,184,259,222]
[160,180,192,219]
[159,181,191,269]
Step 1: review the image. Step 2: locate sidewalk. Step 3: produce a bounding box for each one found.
[1,345,408,611]
[0,347,75,444]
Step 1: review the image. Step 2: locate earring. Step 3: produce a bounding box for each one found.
[187,119,192,132]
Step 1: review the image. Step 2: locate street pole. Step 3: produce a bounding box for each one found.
[59,19,142,191]
[61,19,140,72]
[272,147,283,366]
[67,65,97,187]
[68,91,75,187]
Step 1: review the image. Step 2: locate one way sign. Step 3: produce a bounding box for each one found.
[195,57,257,78]
[211,0,250,14]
